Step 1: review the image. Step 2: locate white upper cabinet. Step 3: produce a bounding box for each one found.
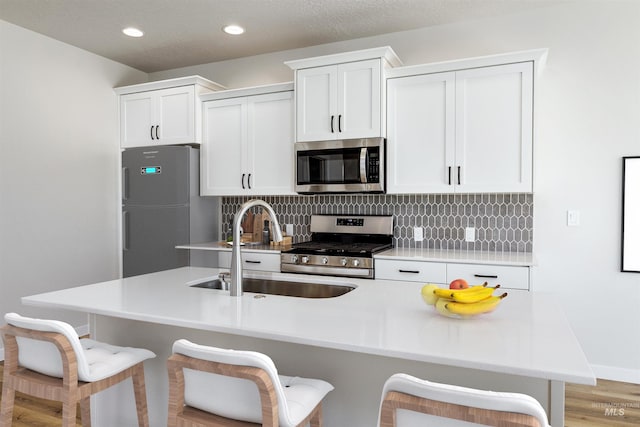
[387,71,455,194]
[286,47,401,142]
[387,51,542,194]
[454,63,533,193]
[200,85,294,196]
[116,76,225,148]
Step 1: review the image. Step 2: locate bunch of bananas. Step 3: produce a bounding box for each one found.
[421,282,507,319]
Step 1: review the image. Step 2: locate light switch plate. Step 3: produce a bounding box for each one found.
[465,227,476,242]
[413,227,423,242]
[285,224,294,236]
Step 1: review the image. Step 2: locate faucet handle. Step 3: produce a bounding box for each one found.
[219,271,231,284]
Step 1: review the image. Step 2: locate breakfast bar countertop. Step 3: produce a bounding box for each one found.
[22,266,591,385]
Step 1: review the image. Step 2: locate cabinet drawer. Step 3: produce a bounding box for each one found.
[218,251,281,272]
[375,259,446,283]
[446,263,529,290]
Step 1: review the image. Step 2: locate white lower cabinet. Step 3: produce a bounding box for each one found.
[446,263,529,291]
[375,259,447,284]
[217,251,281,273]
[375,258,529,290]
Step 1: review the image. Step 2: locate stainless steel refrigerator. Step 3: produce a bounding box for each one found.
[122,146,218,277]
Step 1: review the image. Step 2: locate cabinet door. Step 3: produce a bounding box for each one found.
[338,59,382,139]
[247,91,295,195]
[156,86,196,145]
[201,98,247,196]
[296,65,337,142]
[120,92,155,148]
[455,62,533,193]
[386,72,455,194]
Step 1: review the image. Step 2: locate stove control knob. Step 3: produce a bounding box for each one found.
[341,258,348,266]
[321,257,329,265]
[352,259,360,267]
[301,256,309,264]
[291,255,299,263]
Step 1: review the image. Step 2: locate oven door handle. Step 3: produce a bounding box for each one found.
[359,147,368,183]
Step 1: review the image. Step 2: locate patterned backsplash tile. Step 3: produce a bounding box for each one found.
[221,193,533,252]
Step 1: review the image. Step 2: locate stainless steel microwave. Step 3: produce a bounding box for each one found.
[295,138,385,194]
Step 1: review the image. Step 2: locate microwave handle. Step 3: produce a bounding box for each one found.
[359,147,368,183]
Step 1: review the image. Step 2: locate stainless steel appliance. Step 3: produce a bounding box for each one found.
[281,215,393,278]
[295,137,385,194]
[121,146,218,277]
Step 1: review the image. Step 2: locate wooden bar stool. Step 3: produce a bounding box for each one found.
[379,373,551,427]
[167,339,334,427]
[0,312,156,427]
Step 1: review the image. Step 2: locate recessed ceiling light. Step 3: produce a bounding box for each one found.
[223,25,245,35]
[123,27,144,38]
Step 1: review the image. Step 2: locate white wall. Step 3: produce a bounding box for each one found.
[0,20,147,345]
[152,1,640,382]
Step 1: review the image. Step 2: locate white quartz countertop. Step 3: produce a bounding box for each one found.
[176,241,287,253]
[375,248,535,266]
[178,242,534,266]
[22,267,592,385]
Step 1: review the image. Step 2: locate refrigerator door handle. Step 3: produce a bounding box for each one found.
[122,167,129,200]
[122,211,129,251]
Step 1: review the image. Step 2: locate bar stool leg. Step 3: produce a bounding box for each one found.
[132,363,150,427]
[80,396,91,427]
[0,383,16,425]
[309,404,323,427]
[62,398,78,427]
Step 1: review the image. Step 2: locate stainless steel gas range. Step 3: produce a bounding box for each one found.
[280,215,393,279]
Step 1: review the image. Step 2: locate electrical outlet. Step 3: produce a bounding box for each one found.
[465,227,476,242]
[285,224,294,236]
[567,210,580,226]
[413,227,424,242]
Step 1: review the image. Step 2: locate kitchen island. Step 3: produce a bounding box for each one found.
[22,267,594,427]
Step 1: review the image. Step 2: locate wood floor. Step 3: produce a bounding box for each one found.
[1,362,639,426]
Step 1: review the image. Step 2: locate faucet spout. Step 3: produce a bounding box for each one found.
[230,199,283,296]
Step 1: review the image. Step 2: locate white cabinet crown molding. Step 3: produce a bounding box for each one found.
[386,48,548,79]
[285,46,402,70]
[200,82,294,102]
[114,75,226,95]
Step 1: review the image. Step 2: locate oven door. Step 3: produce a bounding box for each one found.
[295,138,384,193]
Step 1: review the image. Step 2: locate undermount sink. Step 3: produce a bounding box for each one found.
[190,277,355,298]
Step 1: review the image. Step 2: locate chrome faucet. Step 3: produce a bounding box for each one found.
[230,199,283,296]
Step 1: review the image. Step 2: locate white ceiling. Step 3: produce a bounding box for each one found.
[0,0,566,73]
